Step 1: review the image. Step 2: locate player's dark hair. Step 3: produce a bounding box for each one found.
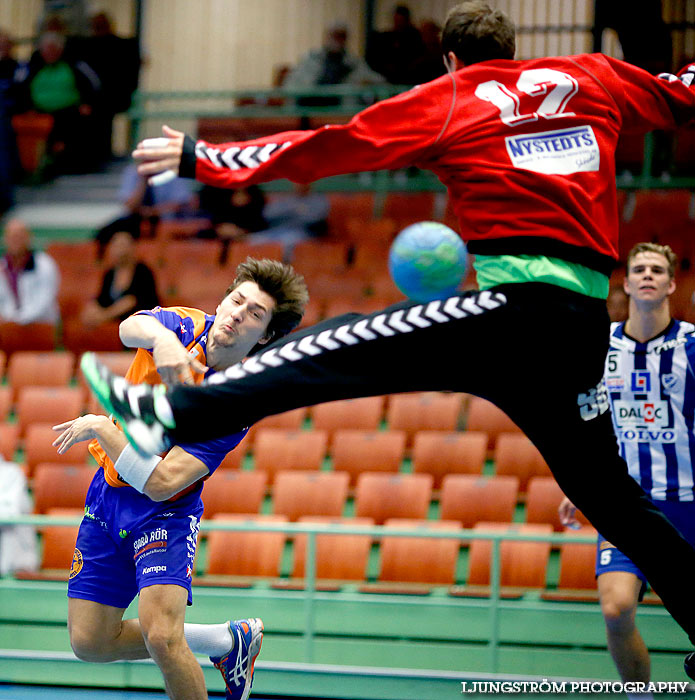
[626,243,678,279]
[441,1,515,65]
[226,257,309,350]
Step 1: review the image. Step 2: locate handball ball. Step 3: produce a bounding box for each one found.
[388,221,468,302]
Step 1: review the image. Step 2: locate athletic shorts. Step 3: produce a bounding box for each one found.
[596,498,695,590]
[68,469,203,609]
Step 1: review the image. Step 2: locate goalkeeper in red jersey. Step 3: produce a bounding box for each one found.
[82,1,695,675]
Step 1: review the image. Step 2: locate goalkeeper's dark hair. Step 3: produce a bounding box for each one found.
[441,1,515,65]
[226,257,309,351]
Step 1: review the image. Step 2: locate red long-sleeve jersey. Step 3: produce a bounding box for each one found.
[181,54,695,275]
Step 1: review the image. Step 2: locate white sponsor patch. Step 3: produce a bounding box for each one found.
[505,125,599,175]
[613,400,670,428]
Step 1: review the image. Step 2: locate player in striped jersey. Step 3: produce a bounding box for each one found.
[561,243,695,694]
[52,258,307,700]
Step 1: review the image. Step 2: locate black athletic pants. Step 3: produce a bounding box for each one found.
[168,283,695,644]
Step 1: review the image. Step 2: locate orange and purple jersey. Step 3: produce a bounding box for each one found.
[89,306,247,496]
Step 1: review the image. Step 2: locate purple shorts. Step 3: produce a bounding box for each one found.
[68,469,203,609]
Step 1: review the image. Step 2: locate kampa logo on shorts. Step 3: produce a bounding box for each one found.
[505,125,599,175]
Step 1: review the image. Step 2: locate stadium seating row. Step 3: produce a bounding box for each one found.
[30,464,584,531]
[7,422,548,491]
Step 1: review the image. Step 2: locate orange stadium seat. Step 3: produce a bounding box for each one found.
[200,470,267,519]
[224,242,285,272]
[22,507,82,579]
[291,240,349,275]
[467,522,553,589]
[326,193,375,238]
[305,269,369,304]
[0,423,20,461]
[466,397,522,452]
[246,408,308,442]
[251,429,327,483]
[541,526,599,601]
[323,296,389,319]
[205,514,287,578]
[291,516,373,581]
[7,351,75,399]
[382,193,435,227]
[439,475,519,528]
[619,189,695,261]
[0,322,57,355]
[345,217,397,248]
[216,439,251,470]
[494,434,552,493]
[0,386,10,422]
[24,424,90,477]
[57,264,101,312]
[330,430,406,486]
[412,431,487,487]
[62,319,124,355]
[14,506,82,581]
[386,392,463,445]
[16,386,84,436]
[312,396,385,441]
[354,472,433,524]
[272,470,349,521]
[351,240,392,276]
[32,463,93,514]
[525,476,590,532]
[376,518,461,588]
[165,266,233,308]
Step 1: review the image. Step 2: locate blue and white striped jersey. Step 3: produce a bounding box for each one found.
[605,319,695,502]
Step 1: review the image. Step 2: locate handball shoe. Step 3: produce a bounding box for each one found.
[211,618,264,700]
[80,352,172,456]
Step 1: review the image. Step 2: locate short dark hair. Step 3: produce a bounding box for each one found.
[226,257,309,349]
[626,243,678,279]
[441,1,515,65]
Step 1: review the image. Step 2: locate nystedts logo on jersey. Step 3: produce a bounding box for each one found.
[505,126,599,175]
[577,381,609,421]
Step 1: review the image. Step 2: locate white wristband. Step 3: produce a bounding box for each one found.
[114,443,162,493]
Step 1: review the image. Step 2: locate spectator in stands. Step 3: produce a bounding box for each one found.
[285,23,385,106]
[595,0,671,75]
[0,451,38,576]
[17,30,100,177]
[81,229,159,330]
[411,19,447,84]
[367,5,426,85]
[251,184,329,256]
[0,217,60,325]
[197,184,267,262]
[80,12,141,164]
[96,163,195,257]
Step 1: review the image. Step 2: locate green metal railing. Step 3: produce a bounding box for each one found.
[0,513,616,673]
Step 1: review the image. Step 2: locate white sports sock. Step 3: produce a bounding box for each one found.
[183,622,234,657]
